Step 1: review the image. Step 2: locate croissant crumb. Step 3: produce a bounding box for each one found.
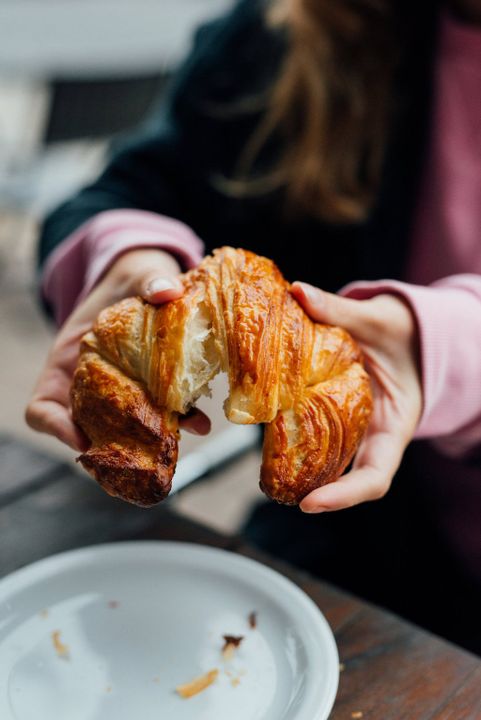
[222,635,244,660]
[175,669,219,698]
[51,630,69,659]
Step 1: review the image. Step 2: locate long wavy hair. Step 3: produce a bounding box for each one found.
[230,0,398,222]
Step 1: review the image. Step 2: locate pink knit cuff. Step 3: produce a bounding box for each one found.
[341,275,481,454]
[42,210,204,326]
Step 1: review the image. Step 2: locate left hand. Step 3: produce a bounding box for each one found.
[26,249,210,453]
[291,282,422,513]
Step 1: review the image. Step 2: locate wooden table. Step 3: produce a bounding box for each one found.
[1,434,480,718]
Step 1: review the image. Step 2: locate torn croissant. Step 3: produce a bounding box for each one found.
[71,246,372,506]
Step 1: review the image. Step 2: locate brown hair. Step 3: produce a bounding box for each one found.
[230,0,398,223]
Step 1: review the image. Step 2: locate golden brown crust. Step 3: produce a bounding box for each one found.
[71,351,178,506]
[71,247,373,506]
[260,363,372,504]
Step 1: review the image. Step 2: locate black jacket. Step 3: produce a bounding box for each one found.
[39,0,439,296]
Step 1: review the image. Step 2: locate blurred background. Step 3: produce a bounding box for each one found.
[0,0,263,534]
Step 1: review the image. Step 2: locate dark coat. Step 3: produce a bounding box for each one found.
[39,0,439,296]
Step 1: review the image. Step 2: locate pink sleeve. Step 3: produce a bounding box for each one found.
[42,209,204,326]
[341,275,481,456]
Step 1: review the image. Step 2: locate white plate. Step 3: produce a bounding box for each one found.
[0,541,339,720]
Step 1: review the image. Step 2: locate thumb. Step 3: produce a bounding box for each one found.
[126,255,184,305]
[110,249,185,305]
[139,273,184,305]
[291,281,376,340]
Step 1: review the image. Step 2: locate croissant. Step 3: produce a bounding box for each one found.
[71,247,373,507]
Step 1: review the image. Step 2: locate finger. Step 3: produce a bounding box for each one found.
[140,275,184,305]
[299,429,404,513]
[25,399,89,452]
[179,408,211,436]
[291,281,378,342]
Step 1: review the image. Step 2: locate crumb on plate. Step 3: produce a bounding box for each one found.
[351,712,363,719]
[51,630,69,659]
[176,669,219,699]
[222,635,244,661]
[248,611,257,629]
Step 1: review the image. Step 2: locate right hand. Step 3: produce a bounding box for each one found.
[26,248,211,452]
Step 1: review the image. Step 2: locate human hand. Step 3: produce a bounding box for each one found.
[291,282,422,513]
[26,249,211,451]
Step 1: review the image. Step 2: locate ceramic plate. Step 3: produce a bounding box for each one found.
[0,541,338,720]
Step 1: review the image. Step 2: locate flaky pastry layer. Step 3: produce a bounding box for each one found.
[71,247,372,506]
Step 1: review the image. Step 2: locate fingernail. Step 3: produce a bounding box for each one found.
[146,278,178,295]
[300,283,323,306]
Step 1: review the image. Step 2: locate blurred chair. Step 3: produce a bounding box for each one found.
[0,70,172,219]
[0,0,234,212]
[44,72,169,143]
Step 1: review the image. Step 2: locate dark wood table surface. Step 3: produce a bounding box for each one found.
[1,434,481,719]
